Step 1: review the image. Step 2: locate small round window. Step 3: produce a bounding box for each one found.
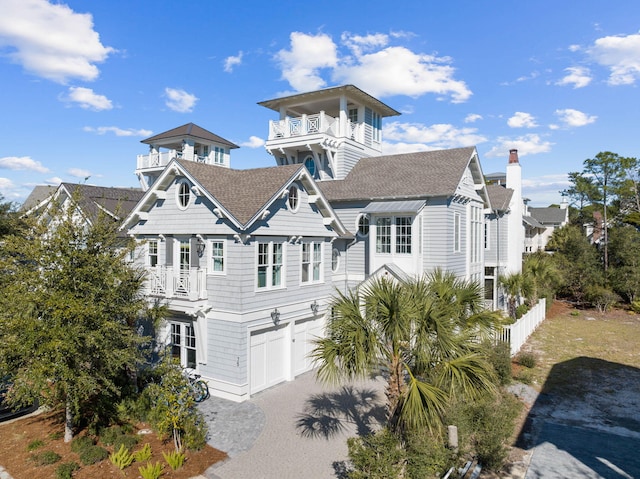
[177,180,191,210]
[331,248,340,272]
[288,185,299,212]
[304,157,316,177]
[357,214,370,236]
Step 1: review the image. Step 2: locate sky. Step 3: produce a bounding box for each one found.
[1,0,639,207]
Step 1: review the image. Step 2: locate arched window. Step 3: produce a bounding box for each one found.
[288,185,299,212]
[331,248,340,272]
[356,214,370,236]
[176,180,191,210]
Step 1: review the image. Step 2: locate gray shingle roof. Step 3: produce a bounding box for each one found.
[318,147,477,201]
[61,183,144,221]
[486,184,513,211]
[21,185,56,211]
[529,207,567,225]
[142,123,239,149]
[178,161,303,225]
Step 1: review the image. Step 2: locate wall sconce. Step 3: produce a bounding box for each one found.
[271,308,280,324]
[310,300,319,315]
[196,235,206,257]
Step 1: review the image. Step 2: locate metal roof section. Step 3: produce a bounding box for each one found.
[362,199,426,214]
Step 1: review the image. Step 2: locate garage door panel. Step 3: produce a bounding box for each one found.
[250,324,286,394]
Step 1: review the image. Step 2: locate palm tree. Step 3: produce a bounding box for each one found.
[523,252,560,304]
[499,272,532,319]
[312,270,502,434]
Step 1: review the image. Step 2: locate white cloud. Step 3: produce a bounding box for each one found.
[224,51,243,73]
[0,0,114,83]
[485,134,553,158]
[568,44,581,52]
[554,108,597,127]
[240,136,265,148]
[63,86,112,110]
[507,112,538,128]
[45,176,63,185]
[556,66,592,88]
[83,126,152,137]
[0,156,49,173]
[522,174,571,206]
[275,32,338,92]
[383,121,487,150]
[464,113,483,123]
[0,177,14,190]
[587,32,640,85]
[68,167,91,179]
[164,88,198,113]
[275,31,471,102]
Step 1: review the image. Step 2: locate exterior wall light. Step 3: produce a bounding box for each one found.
[310,300,319,315]
[271,308,280,324]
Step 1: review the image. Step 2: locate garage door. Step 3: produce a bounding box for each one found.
[293,317,325,376]
[250,324,287,394]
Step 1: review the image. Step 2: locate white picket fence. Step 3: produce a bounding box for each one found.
[496,298,546,356]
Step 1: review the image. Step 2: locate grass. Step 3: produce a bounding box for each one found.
[519,302,640,391]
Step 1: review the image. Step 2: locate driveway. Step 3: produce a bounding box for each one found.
[198,371,386,479]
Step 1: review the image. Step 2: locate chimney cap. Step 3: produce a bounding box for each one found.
[508,149,519,164]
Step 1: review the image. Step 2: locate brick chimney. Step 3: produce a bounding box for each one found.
[509,149,519,164]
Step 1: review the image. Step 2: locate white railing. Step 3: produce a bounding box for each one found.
[496,298,546,356]
[146,266,207,301]
[137,150,183,169]
[268,112,339,140]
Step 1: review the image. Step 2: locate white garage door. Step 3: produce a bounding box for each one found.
[293,317,325,376]
[250,324,287,394]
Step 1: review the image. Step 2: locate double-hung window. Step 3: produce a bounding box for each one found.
[170,322,197,369]
[148,240,158,267]
[376,218,391,253]
[214,146,225,164]
[257,242,284,289]
[454,213,461,253]
[210,240,224,273]
[395,217,412,254]
[302,242,322,283]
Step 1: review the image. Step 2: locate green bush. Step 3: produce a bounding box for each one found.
[139,461,163,479]
[483,340,512,385]
[79,445,109,465]
[347,428,405,479]
[113,434,139,451]
[404,429,455,478]
[99,425,125,445]
[70,435,95,454]
[133,443,153,462]
[55,462,80,479]
[162,450,186,470]
[516,351,537,369]
[514,367,534,384]
[27,439,45,451]
[515,304,529,319]
[630,300,640,313]
[31,450,61,466]
[585,285,619,313]
[110,444,134,470]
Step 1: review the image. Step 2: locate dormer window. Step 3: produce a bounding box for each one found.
[176,180,191,210]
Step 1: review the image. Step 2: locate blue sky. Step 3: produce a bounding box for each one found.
[1,0,639,206]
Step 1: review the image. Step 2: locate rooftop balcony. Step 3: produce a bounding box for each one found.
[267,111,363,143]
[136,150,223,170]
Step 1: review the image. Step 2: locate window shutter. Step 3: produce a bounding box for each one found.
[190,237,199,267]
[165,237,173,266]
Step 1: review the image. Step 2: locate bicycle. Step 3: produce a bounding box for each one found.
[184,370,209,402]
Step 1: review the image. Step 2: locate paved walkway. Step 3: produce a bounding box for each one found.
[198,371,386,479]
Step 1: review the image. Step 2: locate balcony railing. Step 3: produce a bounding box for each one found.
[268,112,341,140]
[136,151,220,170]
[146,266,207,301]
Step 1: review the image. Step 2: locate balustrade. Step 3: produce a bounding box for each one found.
[146,265,207,300]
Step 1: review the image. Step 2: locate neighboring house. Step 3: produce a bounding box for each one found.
[22,182,143,234]
[524,201,569,252]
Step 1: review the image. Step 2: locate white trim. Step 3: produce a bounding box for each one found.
[175,178,192,211]
[256,240,286,291]
[208,238,226,275]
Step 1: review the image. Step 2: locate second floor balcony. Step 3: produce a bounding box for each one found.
[267,112,363,143]
[145,265,208,301]
[136,150,224,171]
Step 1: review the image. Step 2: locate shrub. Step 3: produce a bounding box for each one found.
[514,367,534,384]
[404,429,455,478]
[585,285,619,313]
[162,450,186,470]
[113,434,139,451]
[133,443,153,462]
[110,444,134,470]
[347,428,405,479]
[516,351,537,369]
[630,300,640,314]
[70,435,95,454]
[99,425,124,446]
[139,461,163,479]
[515,304,530,319]
[483,340,512,386]
[79,445,109,465]
[27,439,45,451]
[55,462,80,479]
[31,450,61,466]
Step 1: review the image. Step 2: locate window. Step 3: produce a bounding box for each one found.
[214,146,225,164]
[332,248,340,272]
[302,242,322,283]
[288,185,299,212]
[304,157,316,177]
[170,322,197,369]
[454,212,461,253]
[257,242,284,289]
[376,217,391,253]
[179,239,190,272]
[484,222,490,250]
[357,214,370,237]
[372,112,381,142]
[348,107,358,123]
[210,240,224,273]
[395,217,412,254]
[148,240,158,267]
[176,180,191,209]
[470,205,482,263]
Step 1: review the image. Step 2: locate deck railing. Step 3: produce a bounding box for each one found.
[146,266,207,301]
[268,112,340,140]
[137,151,217,170]
[496,298,546,356]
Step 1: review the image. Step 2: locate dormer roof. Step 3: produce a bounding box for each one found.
[258,84,401,118]
[141,122,239,149]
